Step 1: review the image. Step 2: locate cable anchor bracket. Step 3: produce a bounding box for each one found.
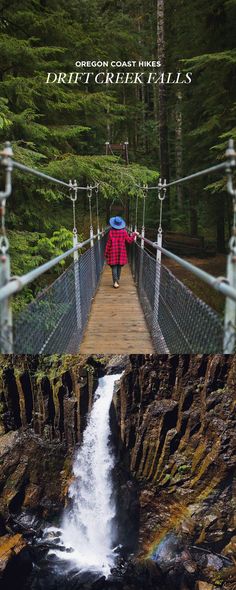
[225,139,236,199]
[0,142,13,202]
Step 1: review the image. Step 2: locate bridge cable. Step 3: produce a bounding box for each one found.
[1,139,236,353]
[87,184,97,290]
[140,184,148,249]
[0,197,9,259]
[134,194,139,234]
[87,184,94,247]
[129,197,133,232]
[95,185,101,239]
[156,178,167,264]
[69,179,79,262]
[151,177,167,328]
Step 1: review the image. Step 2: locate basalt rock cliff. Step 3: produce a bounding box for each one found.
[113,354,236,589]
[0,355,127,516]
[0,354,127,589]
[0,354,235,590]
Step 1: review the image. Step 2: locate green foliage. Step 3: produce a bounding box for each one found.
[0,98,13,130]
[9,227,82,313]
[0,0,235,295]
[177,464,190,474]
[37,227,81,267]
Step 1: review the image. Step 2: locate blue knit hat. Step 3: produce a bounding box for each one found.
[109,216,126,229]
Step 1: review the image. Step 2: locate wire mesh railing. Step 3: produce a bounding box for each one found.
[1,138,236,353]
[13,235,107,354]
[129,241,224,353]
[0,141,103,352]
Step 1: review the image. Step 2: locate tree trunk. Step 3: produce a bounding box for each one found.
[175,89,183,208]
[140,83,146,152]
[189,192,198,236]
[134,85,139,152]
[157,0,169,184]
[106,102,110,142]
[216,195,226,253]
[227,194,232,241]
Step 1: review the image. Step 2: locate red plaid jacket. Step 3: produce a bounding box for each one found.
[105,229,136,265]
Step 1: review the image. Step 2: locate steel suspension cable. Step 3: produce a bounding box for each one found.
[140,184,148,248]
[145,163,228,191]
[134,194,138,232]
[95,186,100,235]
[7,160,99,191]
[0,231,106,303]
[136,235,236,302]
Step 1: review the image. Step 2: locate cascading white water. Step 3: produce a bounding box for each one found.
[57,373,120,577]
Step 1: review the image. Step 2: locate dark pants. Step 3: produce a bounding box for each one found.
[111,264,123,283]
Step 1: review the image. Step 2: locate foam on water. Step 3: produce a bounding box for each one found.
[51,373,120,578]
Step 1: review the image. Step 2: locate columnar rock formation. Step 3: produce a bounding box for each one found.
[0,354,235,589]
[113,355,236,565]
[0,355,127,518]
[0,356,106,536]
[0,355,100,445]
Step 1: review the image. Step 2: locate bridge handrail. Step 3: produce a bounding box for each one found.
[0,145,99,193]
[0,230,107,302]
[141,161,230,191]
[136,139,236,192]
[12,160,100,191]
[136,235,236,303]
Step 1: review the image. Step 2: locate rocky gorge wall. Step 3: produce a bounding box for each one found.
[0,355,129,515]
[0,355,103,446]
[113,355,236,587]
[0,354,235,590]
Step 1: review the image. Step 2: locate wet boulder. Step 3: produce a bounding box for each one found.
[0,533,32,587]
[195,583,214,590]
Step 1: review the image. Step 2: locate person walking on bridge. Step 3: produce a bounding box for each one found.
[105,216,139,288]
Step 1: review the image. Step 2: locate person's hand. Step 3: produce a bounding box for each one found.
[135,231,140,236]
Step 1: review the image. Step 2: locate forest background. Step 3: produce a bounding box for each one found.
[0,0,236,311]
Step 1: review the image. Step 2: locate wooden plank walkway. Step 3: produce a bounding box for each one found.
[79,264,154,353]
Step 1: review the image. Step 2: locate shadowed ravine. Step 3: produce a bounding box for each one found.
[0,355,235,590]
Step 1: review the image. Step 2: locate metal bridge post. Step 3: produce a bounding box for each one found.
[73,229,79,262]
[90,224,94,248]
[0,247,13,353]
[88,184,94,247]
[138,228,145,288]
[72,229,82,333]
[97,225,102,275]
[87,184,96,291]
[140,185,147,249]
[224,140,236,352]
[0,142,14,353]
[140,226,145,250]
[152,229,162,339]
[157,230,162,263]
[152,178,166,339]
[139,187,147,289]
[90,225,96,292]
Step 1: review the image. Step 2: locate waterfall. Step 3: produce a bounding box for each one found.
[57,373,120,577]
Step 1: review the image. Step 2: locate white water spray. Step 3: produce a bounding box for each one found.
[58,373,120,577]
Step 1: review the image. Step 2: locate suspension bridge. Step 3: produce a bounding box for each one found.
[0,139,236,355]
